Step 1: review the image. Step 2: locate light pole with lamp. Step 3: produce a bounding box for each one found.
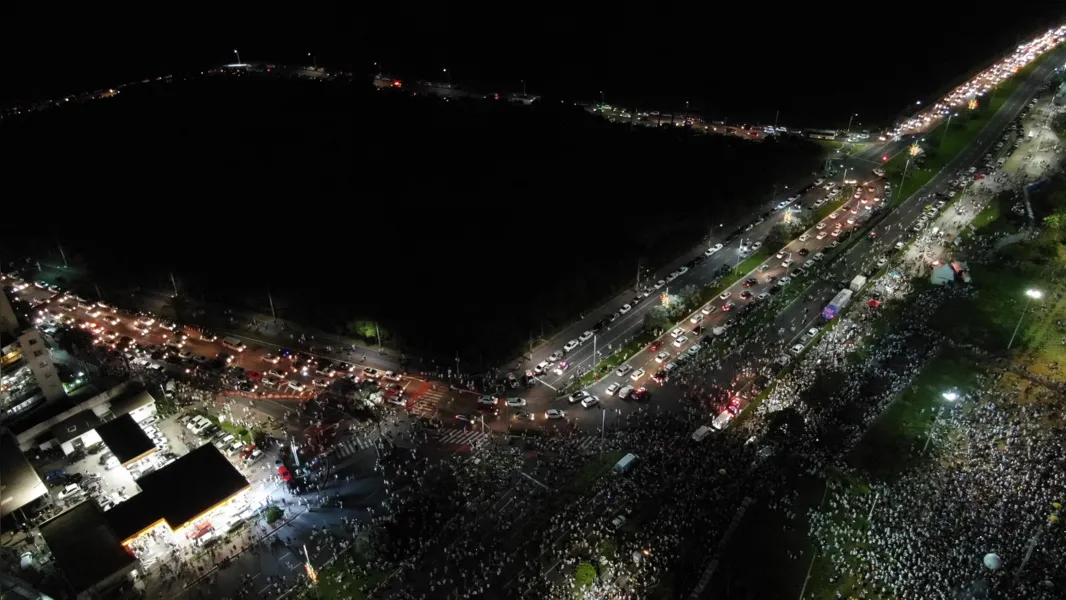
[846,112,858,135]
[308,53,316,69]
[941,112,958,145]
[922,390,959,453]
[233,49,241,65]
[443,68,450,86]
[1008,289,1043,350]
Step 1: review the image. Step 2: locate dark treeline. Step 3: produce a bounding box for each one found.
[4,72,820,364]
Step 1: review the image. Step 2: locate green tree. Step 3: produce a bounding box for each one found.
[53,327,94,354]
[265,505,284,525]
[642,305,669,333]
[575,562,598,589]
[1043,213,1064,231]
[346,320,377,341]
[163,294,190,323]
[679,285,701,311]
[763,223,794,252]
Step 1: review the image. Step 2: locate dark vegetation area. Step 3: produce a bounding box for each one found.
[4,72,821,363]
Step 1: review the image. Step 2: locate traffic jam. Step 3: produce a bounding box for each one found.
[6,280,410,406]
[533,173,888,425]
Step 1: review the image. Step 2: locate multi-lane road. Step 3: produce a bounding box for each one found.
[483,42,1065,430]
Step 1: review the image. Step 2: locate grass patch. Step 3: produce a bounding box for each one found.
[847,354,983,480]
[884,51,1054,206]
[192,410,255,444]
[315,554,389,600]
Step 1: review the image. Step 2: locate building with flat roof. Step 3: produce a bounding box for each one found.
[106,443,250,544]
[17,330,63,402]
[37,502,139,598]
[94,414,155,467]
[14,381,157,455]
[0,429,48,517]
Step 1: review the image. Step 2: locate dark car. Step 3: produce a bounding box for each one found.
[744,278,758,288]
[798,248,810,256]
[740,291,753,300]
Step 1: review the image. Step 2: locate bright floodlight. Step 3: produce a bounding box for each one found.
[942,391,959,401]
[1026,289,1043,299]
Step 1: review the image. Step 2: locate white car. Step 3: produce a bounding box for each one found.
[704,243,723,256]
[719,291,731,300]
[689,343,703,353]
[677,266,689,275]
[670,327,684,337]
[630,369,645,381]
[263,353,280,364]
[606,382,621,395]
[757,292,769,301]
[790,344,806,356]
[287,381,306,393]
[262,376,280,388]
[816,222,827,230]
[816,231,828,240]
[877,257,888,267]
[548,351,563,362]
[534,361,550,375]
[690,314,703,324]
[506,397,527,408]
[615,365,633,377]
[799,233,811,242]
[58,484,84,500]
[654,280,666,289]
[750,241,762,251]
[617,385,635,399]
[619,304,632,314]
[581,396,599,409]
[545,409,566,420]
[579,330,594,343]
[829,212,840,219]
[563,340,579,352]
[673,336,688,348]
[776,251,787,259]
[702,305,717,315]
[655,351,671,363]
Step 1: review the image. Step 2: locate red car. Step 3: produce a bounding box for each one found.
[277,466,292,482]
[649,341,663,352]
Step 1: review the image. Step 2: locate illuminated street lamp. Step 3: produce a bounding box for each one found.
[941,112,959,144]
[942,391,959,402]
[1007,289,1043,350]
[443,68,450,86]
[233,49,241,65]
[846,112,858,135]
[308,52,316,69]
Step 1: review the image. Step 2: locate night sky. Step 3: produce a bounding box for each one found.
[2,4,1063,361]
[5,5,1064,127]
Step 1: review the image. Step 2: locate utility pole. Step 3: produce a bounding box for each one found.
[56,241,69,268]
[600,408,606,451]
[375,322,382,348]
[898,158,912,194]
[169,272,178,296]
[592,335,597,372]
[268,291,277,322]
[94,284,102,300]
[521,79,526,96]
[773,110,779,130]
[635,259,642,292]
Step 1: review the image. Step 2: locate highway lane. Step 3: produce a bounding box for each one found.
[512,163,893,390]
[512,43,1065,431]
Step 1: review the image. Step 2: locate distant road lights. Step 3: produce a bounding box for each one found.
[942,391,959,402]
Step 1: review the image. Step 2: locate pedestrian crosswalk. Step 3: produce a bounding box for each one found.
[332,434,378,458]
[437,429,493,449]
[410,384,446,417]
[435,429,601,452]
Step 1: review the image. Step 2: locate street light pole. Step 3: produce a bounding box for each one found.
[443,68,450,86]
[846,112,857,135]
[1008,289,1043,349]
[308,53,316,69]
[233,49,241,65]
[941,113,957,145]
[898,158,911,192]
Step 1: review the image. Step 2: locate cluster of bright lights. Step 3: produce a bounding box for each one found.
[892,24,1066,136]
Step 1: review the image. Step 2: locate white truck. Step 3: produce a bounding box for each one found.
[849,275,867,293]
